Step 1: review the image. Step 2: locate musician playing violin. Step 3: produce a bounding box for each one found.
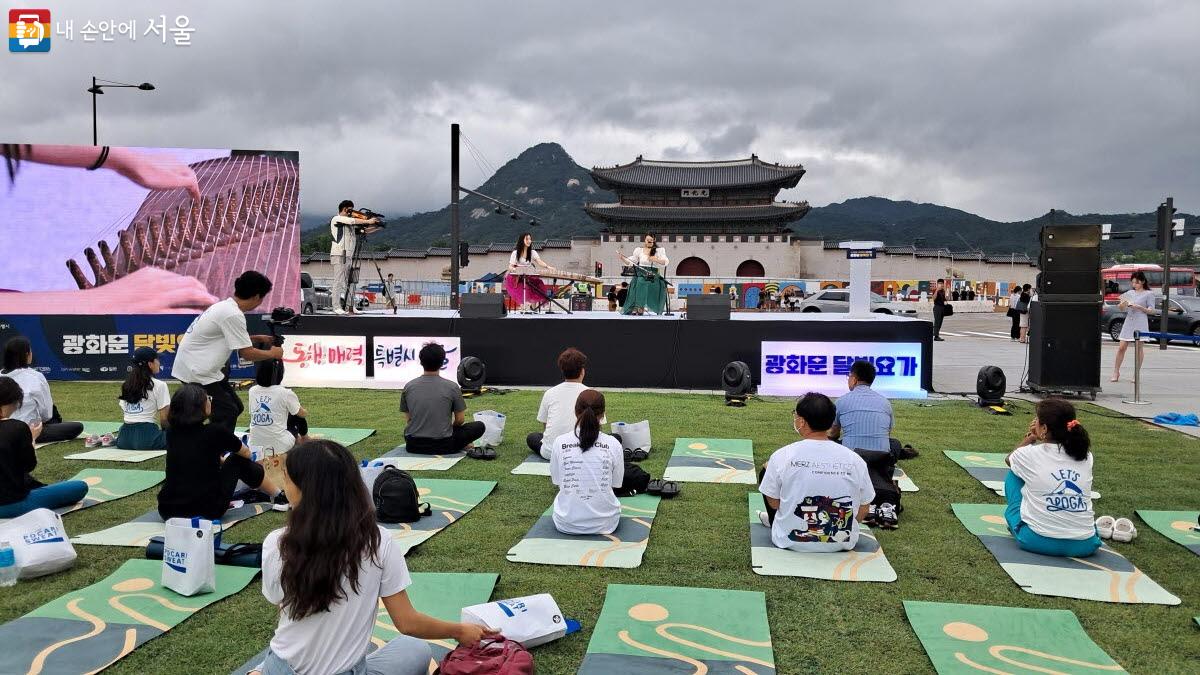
[329,199,381,315]
[505,232,554,312]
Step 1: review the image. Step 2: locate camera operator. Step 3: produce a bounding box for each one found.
[330,200,382,315]
[172,271,284,433]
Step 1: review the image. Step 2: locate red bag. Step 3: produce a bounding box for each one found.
[439,637,534,675]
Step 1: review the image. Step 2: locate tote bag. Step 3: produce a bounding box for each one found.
[161,517,218,596]
[0,508,77,580]
[611,420,651,453]
[461,593,575,648]
[473,410,506,449]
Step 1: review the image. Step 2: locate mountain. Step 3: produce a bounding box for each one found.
[300,143,1196,257]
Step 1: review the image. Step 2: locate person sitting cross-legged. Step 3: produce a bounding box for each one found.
[757,392,875,552]
[549,389,625,535]
[0,376,89,519]
[527,347,595,460]
[400,343,485,455]
[829,359,902,529]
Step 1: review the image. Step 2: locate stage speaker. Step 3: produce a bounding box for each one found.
[1027,301,1101,391]
[1039,224,1102,301]
[687,294,730,320]
[460,293,505,319]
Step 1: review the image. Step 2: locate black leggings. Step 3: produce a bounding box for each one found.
[159,454,266,521]
[40,406,83,443]
[1010,310,1021,339]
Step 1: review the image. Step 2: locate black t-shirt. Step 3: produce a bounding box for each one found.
[0,418,38,505]
[616,288,628,304]
[158,423,243,519]
[934,289,946,306]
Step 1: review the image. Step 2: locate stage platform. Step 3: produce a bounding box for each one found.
[289,310,934,391]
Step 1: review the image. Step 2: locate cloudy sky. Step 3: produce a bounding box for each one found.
[4,0,1197,221]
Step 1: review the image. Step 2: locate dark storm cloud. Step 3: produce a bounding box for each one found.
[3,0,1196,220]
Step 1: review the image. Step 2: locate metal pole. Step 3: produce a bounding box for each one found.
[92,76,98,146]
[1123,332,1149,404]
[450,123,461,310]
[1159,197,1172,350]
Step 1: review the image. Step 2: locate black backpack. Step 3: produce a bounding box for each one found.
[373,467,432,523]
[614,462,651,497]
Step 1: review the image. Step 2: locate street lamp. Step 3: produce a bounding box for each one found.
[88,76,155,145]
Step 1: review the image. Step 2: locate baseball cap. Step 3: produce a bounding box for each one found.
[131,346,159,365]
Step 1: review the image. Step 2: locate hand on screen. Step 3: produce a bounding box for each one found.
[85,268,218,313]
[109,148,202,202]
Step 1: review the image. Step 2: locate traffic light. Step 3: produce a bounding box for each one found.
[1156,198,1176,251]
[459,241,470,267]
[594,261,603,277]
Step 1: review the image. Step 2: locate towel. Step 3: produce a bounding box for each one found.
[1152,412,1200,426]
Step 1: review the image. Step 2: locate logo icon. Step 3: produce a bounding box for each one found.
[9,9,51,52]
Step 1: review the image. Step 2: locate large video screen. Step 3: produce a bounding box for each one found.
[0,144,299,314]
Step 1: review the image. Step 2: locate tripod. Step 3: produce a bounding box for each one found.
[340,228,374,314]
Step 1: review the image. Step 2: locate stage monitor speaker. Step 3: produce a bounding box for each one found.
[460,293,506,319]
[1027,301,1101,391]
[687,294,730,320]
[1039,224,1102,301]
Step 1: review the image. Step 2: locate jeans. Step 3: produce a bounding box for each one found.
[0,480,89,519]
[1004,471,1101,557]
[255,633,433,675]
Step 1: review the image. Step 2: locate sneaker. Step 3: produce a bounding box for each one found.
[239,489,272,504]
[876,503,899,529]
[756,510,772,528]
[99,433,117,447]
[272,492,290,512]
[332,307,347,315]
[84,434,103,448]
[863,504,878,526]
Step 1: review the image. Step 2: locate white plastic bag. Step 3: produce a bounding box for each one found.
[360,461,387,492]
[472,410,506,449]
[0,508,77,580]
[611,420,652,453]
[161,517,217,596]
[461,593,567,648]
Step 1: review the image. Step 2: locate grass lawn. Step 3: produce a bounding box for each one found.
[3,382,1198,674]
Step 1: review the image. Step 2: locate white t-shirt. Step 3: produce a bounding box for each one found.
[536,382,589,459]
[172,298,253,385]
[549,431,623,535]
[509,249,542,268]
[329,215,360,257]
[248,384,302,454]
[759,439,875,552]
[629,246,669,270]
[118,378,170,424]
[2,367,53,424]
[1009,443,1096,540]
[263,525,412,675]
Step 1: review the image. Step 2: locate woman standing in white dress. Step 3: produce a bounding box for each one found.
[1111,270,1156,382]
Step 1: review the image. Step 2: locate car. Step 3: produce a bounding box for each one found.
[797,290,917,315]
[1101,295,1200,342]
[301,272,334,314]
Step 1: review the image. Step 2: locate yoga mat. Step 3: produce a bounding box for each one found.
[506,494,661,568]
[662,438,756,485]
[0,558,257,675]
[1135,510,1200,557]
[511,451,551,476]
[231,572,498,675]
[235,426,376,447]
[953,503,1179,605]
[64,448,166,462]
[904,600,1125,674]
[747,493,896,582]
[0,469,164,524]
[944,451,1100,499]
[72,502,272,548]
[374,445,466,472]
[894,467,918,492]
[387,479,496,555]
[34,420,122,449]
[579,584,776,674]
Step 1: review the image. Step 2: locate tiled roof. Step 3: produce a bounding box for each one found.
[585,202,810,223]
[590,155,805,190]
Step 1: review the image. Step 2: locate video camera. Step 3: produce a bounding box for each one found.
[261,306,299,348]
[351,208,387,229]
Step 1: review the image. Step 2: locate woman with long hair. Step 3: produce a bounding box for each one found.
[1017,283,1033,343]
[0,376,89,518]
[157,383,285,520]
[1111,270,1156,382]
[114,347,171,450]
[250,440,496,675]
[504,232,553,312]
[1007,282,1022,340]
[1004,398,1101,557]
[1,337,83,443]
[549,389,624,535]
[617,233,670,315]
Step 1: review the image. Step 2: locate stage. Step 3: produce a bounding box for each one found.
[285,309,934,392]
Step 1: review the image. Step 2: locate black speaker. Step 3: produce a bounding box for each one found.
[1027,301,1101,391]
[1039,224,1102,301]
[686,294,730,320]
[460,293,506,319]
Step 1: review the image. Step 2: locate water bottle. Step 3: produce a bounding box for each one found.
[0,540,18,587]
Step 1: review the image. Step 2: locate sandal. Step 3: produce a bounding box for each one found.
[646,479,680,498]
[624,449,649,462]
[1095,515,1115,539]
[466,447,497,461]
[1112,517,1137,542]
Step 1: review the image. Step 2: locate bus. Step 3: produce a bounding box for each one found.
[1102,264,1197,301]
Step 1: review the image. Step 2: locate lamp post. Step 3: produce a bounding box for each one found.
[88,76,155,145]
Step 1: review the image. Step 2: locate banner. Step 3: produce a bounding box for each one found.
[280,334,366,386]
[372,336,460,386]
[759,340,926,398]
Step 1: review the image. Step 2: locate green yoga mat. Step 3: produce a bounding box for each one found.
[945,451,1101,499]
[894,467,918,492]
[953,503,1179,605]
[231,572,498,674]
[374,445,466,471]
[0,468,163,524]
[511,451,551,476]
[64,447,166,462]
[662,438,756,484]
[72,502,272,548]
[387,479,496,555]
[747,493,896,582]
[234,426,376,447]
[579,584,776,674]
[1136,510,1200,557]
[506,494,661,568]
[0,558,257,675]
[905,600,1125,674]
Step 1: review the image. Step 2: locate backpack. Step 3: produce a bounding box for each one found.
[613,462,651,497]
[440,637,534,675]
[372,467,432,523]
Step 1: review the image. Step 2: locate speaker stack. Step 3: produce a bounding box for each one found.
[1028,224,1102,396]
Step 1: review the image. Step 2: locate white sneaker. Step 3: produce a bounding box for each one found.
[1095,515,1115,539]
[84,434,102,448]
[1112,517,1138,543]
[756,510,771,528]
[332,307,347,315]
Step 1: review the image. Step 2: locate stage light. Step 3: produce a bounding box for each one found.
[722,361,753,406]
[494,206,504,215]
[976,365,1006,406]
[509,212,519,220]
[458,356,486,395]
[529,219,537,226]
[137,83,155,90]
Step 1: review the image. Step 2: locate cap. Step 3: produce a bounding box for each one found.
[131,346,159,365]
